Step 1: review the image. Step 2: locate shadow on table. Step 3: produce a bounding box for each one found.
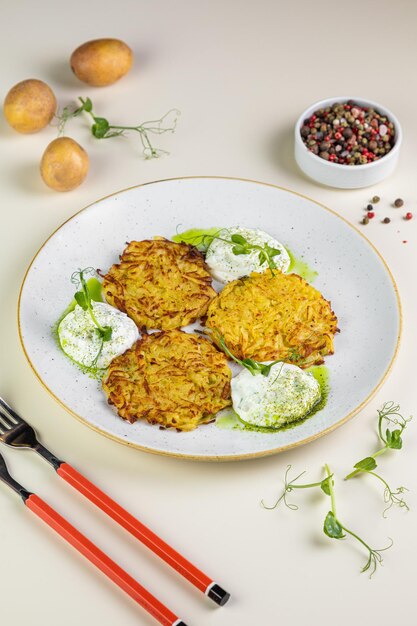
[267,125,308,183]
[267,125,344,194]
[46,60,82,90]
[13,161,50,195]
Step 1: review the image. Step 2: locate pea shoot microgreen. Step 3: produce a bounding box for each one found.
[71,268,112,368]
[344,402,412,516]
[263,463,393,576]
[322,464,393,577]
[216,333,281,376]
[57,97,180,159]
[176,229,282,274]
[226,233,282,273]
[261,464,333,511]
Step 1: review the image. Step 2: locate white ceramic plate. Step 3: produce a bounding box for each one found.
[18,177,401,460]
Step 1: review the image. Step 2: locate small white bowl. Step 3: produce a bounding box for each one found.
[294,97,402,189]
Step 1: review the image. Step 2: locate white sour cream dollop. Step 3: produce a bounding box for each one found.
[205,227,290,283]
[231,362,321,429]
[58,302,139,369]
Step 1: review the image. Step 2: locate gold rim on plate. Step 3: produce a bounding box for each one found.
[17,176,402,461]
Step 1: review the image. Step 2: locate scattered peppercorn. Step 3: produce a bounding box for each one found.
[372,195,380,203]
[361,216,370,225]
[394,198,404,207]
[366,203,373,211]
[367,211,375,219]
[300,101,396,165]
[405,212,413,220]
[383,217,390,224]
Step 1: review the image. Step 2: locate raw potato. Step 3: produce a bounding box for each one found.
[3,79,57,133]
[70,38,133,86]
[40,137,89,192]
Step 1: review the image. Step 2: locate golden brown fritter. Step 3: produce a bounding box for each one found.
[101,238,216,330]
[102,330,232,431]
[205,270,338,368]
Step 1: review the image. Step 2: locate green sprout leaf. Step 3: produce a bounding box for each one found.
[92,117,110,138]
[387,429,402,449]
[320,476,332,496]
[266,245,282,258]
[232,245,248,255]
[258,251,266,265]
[100,326,113,342]
[323,511,345,539]
[354,457,377,472]
[230,234,247,245]
[81,97,93,113]
[74,291,88,310]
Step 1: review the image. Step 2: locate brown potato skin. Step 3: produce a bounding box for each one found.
[3,79,57,133]
[70,38,133,86]
[40,137,89,192]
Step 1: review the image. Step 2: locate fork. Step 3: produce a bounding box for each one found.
[0,451,187,626]
[0,397,229,607]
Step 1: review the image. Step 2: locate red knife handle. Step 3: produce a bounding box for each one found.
[26,494,186,626]
[57,463,224,601]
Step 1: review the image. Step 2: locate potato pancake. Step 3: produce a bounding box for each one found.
[205,270,338,368]
[102,238,216,330]
[102,330,232,431]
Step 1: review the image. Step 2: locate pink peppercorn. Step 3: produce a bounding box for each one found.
[367,211,375,219]
[405,212,413,220]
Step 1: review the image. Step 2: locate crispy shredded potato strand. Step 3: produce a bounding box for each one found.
[205,270,338,368]
[103,330,232,431]
[102,238,216,330]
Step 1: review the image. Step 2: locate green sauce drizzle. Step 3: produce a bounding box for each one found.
[285,247,318,283]
[215,408,241,429]
[172,227,221,251]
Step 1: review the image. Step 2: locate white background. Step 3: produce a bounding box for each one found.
[1,1,416,625]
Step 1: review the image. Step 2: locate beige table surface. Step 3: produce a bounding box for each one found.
[1,1,417,625]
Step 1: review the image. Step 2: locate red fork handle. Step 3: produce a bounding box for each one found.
[56,463,227,604]
[26,494,185,626]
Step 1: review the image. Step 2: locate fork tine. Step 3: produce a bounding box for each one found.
[0,397,23,424]
[0,413,13,431]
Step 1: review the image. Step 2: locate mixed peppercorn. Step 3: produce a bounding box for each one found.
[300,101,395,165]
[360,196,413,228]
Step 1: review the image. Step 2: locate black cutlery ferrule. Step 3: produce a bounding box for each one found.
[208,583,231,606]
[35,443,63,470]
